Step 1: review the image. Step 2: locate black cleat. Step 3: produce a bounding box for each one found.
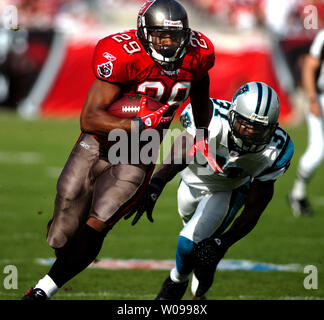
[155,276,189,300]
[288,194,313,217]
[22,288,48,300]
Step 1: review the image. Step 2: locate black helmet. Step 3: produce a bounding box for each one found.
[137,0,191,70]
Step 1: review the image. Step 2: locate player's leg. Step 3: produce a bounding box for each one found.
[36,163,150,299]
[190,182,250,299]
[289,96,324,216]
[22,133,102,300]
[156,181,236,300]
[156,181,250,300]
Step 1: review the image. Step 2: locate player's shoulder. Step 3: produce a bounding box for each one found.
[264,125,294,169]
[190,30,214,49]
[210,98,231,120]
[93,29,152,82]
[180,98,226,136]
[183,30,215,79]
[95,29,143,59]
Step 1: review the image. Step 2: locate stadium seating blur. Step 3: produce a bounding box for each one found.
[1,0,324,124]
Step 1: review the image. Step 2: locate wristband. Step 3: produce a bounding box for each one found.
[150,177,165,193]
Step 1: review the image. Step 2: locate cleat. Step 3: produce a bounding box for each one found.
[287,194,313,217]
[191,272,208,300]
[22,288,48,300]
[155,276,189,300]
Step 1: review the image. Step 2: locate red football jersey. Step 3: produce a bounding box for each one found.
[92,29,215,116]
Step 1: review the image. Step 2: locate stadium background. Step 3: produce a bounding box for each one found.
[0,0,323,300]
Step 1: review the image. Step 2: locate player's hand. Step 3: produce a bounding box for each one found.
[188,127,224,173]
[124,178,164,225]
[133,96,172,130]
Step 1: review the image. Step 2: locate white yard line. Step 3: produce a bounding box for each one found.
[0,152,42,164]
[36,258,303,272]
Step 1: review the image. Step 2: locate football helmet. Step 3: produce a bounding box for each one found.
[228,82,280,153]
[137,0,191,70]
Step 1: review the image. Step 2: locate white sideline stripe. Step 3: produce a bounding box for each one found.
[36,258,303,272]
[2,291,323,300]
[0,152,42,164]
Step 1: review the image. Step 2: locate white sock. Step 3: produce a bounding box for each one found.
[191,272,199,296]
[35,274,59,298]
[170,267,189,283]
[291,179,306,200]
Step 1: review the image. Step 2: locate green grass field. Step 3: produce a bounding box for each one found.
[0,112,323,300]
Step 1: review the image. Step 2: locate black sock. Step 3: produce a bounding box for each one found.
[48,224,108,288]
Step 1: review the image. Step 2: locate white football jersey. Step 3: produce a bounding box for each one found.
[179,98,294,192]
[309,29,324,91]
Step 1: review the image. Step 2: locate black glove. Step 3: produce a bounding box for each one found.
[124,178,164,226]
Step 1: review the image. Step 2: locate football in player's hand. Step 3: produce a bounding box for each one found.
[107,94,164,118]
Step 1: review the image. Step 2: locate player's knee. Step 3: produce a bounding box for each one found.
[47,228,69,249]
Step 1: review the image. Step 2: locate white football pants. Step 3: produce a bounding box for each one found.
[177,181,233,242]
[169,180,249,288]
[298,93,324,178]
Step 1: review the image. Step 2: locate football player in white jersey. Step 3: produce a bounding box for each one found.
[289,29,324,217]
[125,82,294,299]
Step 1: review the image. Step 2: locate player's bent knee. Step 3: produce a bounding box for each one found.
[47,228,69,249]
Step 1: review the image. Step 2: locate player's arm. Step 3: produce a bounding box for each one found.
[302,54,321,117]
[190,73,213,128]
[80,79,133,135]
[217,179,274,250]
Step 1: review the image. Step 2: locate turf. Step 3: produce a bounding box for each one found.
[0,112,323,300]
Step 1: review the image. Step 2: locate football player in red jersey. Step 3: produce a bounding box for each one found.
[22,0,215,300]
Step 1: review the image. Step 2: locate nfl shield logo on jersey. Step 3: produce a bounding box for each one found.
[97,61,113,78]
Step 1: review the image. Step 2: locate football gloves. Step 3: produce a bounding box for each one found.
[124,178,164,225]
[188,127,224,173]
[133,96,172,132]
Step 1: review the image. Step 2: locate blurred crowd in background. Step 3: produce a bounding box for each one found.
[0,0,323,116]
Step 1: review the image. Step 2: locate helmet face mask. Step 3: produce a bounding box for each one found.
[137,0,191,70]
[229,82,280,153]
[229,111,277,152]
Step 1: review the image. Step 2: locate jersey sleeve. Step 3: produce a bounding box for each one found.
[255,132,294,182]
[180,104,196,136]
[309,30,324,59]
[190,31,215,82]
[92,34,138,85]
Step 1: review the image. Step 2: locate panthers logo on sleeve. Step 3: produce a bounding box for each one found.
[180,112,192,128]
